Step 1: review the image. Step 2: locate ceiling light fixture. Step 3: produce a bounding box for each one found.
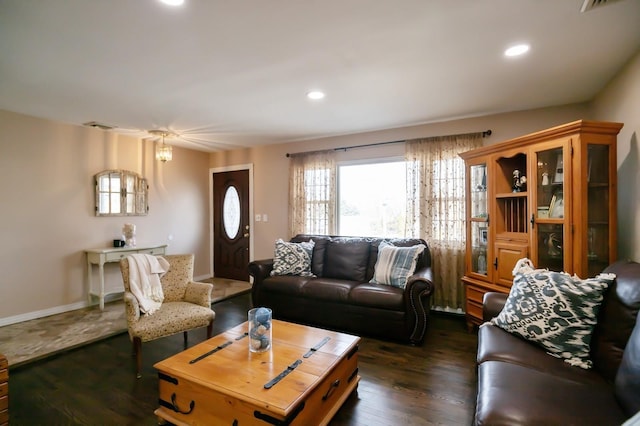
[159,0,184,6]
[504,44,530,57]
[150,130,174,162]
[307,91,325,100]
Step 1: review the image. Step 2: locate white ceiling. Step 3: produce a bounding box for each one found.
[1,0,639,152]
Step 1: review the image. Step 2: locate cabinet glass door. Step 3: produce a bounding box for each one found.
[586,144,610,276]
[534,147,565,270]
[470,164,489,276]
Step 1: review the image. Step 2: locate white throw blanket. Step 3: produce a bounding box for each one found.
[127,254,170,315]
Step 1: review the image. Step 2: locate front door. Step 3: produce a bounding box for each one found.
[213,169,250,281]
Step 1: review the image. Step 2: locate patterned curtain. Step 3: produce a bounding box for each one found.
[405,134,483,310]
[288,151,337,237]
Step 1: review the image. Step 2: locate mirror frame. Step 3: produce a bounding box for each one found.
[94,169,149,216]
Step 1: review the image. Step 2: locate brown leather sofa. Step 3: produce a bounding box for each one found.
[475,260,640,425]
[248,234,434,344]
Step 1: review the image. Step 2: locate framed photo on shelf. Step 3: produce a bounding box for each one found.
[480,228,488,245]
[549,190,564,218]
[553,153,564,184]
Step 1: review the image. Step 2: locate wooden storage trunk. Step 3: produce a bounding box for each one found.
[154,320,360,425]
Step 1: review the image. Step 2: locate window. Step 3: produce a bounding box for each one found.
[304,168,332,234]
[338,160,407,238]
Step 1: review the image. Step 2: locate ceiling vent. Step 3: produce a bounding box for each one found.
[580,0,622,13]
[83,121,116,130]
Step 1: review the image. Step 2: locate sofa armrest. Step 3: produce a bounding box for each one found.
[404,265,435,344]
[248,259,274,281]
[184,281,213,307]
[249,259,275,304]
[483,292,508,322]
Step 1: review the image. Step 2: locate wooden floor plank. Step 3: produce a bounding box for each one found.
[8,293,478,425]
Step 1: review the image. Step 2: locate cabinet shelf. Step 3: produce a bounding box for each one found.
[496,192,528,199]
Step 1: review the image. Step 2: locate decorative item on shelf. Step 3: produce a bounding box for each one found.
[248,307,272,353]
[588,227,597,260]
[477,253,487,275]
[537,206,550,219]
[549,191,564,218]
[542,171,550,186]
[512,169,527,192]
[546,233,562,258]
[476,167,487,191]
[123,223,136,247]
[151,130,173,162]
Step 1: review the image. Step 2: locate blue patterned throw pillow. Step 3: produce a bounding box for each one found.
[270,239,316,277]
[490,258,615,369]
[369,242,426,289]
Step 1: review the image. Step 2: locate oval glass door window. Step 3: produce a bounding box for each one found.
[223,186,241,239]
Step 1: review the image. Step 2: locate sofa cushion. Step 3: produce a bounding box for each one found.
[477,323,605,385]
[369,242,426,288]
[349,283,404,310]
[300,278,360,303]
[323,239,370,281]
[615,312,640,417]
[475,361,627,426]
[261,275,314,296]
[270,239,315,277]
[491,258,615,369]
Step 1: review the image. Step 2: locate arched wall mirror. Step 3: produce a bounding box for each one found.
[95,170,148,216]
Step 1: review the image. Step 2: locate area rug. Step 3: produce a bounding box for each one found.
[0,278,251,368]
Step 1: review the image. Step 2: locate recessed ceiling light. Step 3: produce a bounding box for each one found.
[307,91,325,100]
[504,44,530,57]
[159,0,184,6]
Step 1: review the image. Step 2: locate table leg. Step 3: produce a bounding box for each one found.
[87,257,93,306]
[98,262,105,310]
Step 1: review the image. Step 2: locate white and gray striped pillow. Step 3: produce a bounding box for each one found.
[369,242,426,288]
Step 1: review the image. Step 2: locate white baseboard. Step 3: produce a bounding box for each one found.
[194,274,212,281]
[0,300,89,327]
[0,293,124,327]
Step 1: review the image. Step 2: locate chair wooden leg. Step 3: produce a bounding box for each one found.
[183,331,188,349]
[207,321,213,339]
[133,337,142,379]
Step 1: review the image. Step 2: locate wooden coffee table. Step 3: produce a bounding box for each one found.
[154,319,361,425]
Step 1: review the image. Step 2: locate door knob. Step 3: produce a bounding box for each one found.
[244,233,250,238]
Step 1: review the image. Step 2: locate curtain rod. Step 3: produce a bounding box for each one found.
[285,129,491,157]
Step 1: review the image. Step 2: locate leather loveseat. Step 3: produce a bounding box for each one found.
[248,234,434,344]
[474,260,640,425]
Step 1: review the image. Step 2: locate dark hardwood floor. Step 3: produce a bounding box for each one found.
[8,294,478,425]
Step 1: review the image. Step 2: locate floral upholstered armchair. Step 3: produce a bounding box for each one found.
[119,254,215,378]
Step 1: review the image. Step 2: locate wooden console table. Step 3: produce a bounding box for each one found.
[86,244,167,310]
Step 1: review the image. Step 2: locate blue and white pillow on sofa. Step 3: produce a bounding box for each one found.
[490,258,615,369]
[271,239,316,277]
[370,241,426,289]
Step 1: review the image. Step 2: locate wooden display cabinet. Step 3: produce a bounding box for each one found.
[460,120,622,330]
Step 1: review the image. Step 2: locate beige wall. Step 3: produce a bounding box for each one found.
[591,50,640,261]
[211,103,592,260]
[0,110,211,324]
